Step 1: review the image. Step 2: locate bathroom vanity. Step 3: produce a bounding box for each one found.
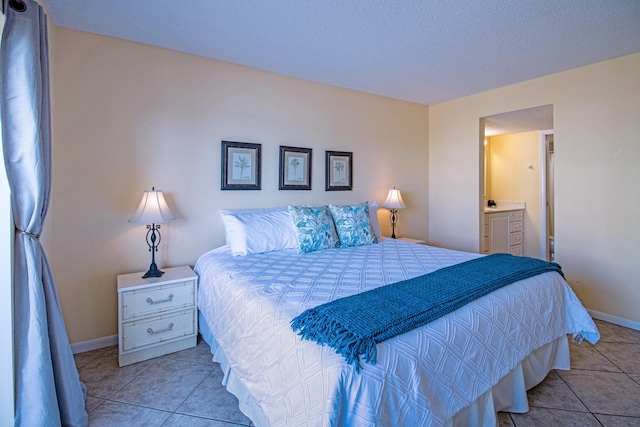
[483,201,525,256]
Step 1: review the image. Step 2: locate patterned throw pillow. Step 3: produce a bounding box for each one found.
[287,205,340,253]
[329,202,378,248]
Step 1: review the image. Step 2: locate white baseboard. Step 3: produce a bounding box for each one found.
[588,309,640,332]
[71,334,118,354]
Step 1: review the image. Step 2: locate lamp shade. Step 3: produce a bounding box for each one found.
[382,188,406,210]
[129,189,176,224]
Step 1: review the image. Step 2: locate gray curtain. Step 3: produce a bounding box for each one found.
[1,0,88,425]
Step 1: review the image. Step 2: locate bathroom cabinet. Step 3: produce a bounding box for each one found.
[483,210,524,256]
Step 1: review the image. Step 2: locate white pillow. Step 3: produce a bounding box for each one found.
[369,202,382,239]
[219,207,299,256]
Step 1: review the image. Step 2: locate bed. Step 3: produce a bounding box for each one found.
[195,204,599,427]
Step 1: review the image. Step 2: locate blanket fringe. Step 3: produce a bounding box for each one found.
[292,310,377,372]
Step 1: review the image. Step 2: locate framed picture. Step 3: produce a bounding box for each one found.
[325,150,353,191]
[279,146,312,190]
[221,141,261,190]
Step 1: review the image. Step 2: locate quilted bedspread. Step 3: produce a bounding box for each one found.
[195,239,599,427]
[292,253,565,370]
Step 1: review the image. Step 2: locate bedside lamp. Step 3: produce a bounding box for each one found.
[382,187,406,239]
[129,187,176,278]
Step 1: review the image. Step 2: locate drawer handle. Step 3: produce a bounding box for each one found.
[147,323,174,335]
[146,294,174,305]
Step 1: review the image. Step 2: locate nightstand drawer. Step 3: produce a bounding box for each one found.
[122,280,195,320]
[121,309,195,352]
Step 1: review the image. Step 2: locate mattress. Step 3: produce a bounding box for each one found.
[195,238,599,426]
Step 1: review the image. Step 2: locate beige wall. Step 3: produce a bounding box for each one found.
[430,53,640,323]
[51,28,429,344]
[486,131,541,258]
[50,28,639,342]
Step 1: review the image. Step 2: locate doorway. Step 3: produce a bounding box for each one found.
[481,105,554,260]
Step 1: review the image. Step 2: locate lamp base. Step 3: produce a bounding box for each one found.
[141,224,165,278]
[142,263,164,279]
[390,209,398,239]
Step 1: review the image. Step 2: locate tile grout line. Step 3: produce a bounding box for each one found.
[169,365,253,426]
[554,326,640,425]
[88,356,161,403]
[556,362,610,424]
[114,355,214,415]
[160,365,216,426]
[99,399,174,425]
[534,371,602,423]
[588,340,640,387]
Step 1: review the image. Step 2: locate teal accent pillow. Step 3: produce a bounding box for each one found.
[287,205,340,253]
[329,202,378,248]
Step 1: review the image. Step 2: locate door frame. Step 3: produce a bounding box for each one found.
[539,129,553,260]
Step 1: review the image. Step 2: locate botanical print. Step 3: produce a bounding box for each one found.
[233,153,252,180]
[280,146,312,190]
[325,151,352,191]
[222,140,261,190]
[332,160,346,182]
[288,156,305,181]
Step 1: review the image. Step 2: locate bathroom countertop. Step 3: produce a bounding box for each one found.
[484,206,523,213]
[484,201,525,213]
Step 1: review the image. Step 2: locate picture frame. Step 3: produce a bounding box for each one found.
[221,141,262,190]
[279,146,312,190]
[325,150,353,191]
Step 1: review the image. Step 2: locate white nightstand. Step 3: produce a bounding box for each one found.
[398,237,427,245]
[117,265,198,367]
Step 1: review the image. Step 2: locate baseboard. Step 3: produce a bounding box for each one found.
[70,334,118,354]
[588,309,640,332]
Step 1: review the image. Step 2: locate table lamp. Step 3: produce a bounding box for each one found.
[129,187,176,278]
[382,187,406,239]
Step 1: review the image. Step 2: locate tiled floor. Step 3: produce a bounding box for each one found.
[76,319,640,426]
[76,338,253,426]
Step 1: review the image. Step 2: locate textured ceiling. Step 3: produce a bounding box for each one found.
[44,0,640,107]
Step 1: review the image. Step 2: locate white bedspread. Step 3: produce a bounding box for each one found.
[195,239,599,427]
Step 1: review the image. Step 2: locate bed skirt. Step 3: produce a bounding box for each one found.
[199,311,570,427]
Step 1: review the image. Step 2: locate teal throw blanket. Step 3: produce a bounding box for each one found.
[291,253,563,371]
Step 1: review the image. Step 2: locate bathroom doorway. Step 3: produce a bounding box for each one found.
[481,105,554,260]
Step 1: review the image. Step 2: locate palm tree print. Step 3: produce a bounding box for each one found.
[234,155,250,179]
[333,160,345,182]
[290,157,301,180]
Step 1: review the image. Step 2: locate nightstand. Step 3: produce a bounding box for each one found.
[398,237,427,245]
[117,265,198,367]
